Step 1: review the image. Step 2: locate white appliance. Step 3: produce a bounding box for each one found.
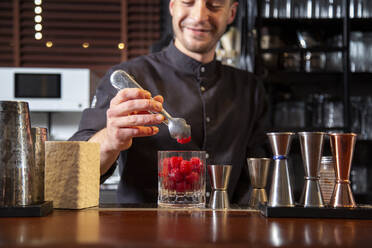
[0,67,92,112]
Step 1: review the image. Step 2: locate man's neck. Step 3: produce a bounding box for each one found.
[174,39,215,64]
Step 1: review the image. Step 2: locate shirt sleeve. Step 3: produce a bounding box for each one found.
[68,67,119,182]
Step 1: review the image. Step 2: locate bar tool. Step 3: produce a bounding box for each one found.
[247,158,271,209]
[298,132,325,207]
[31,127,48,204]
[207,165,232,209]
[329,133,357,208]
[0,101,35,206]
[267,132,295,207]
[110,70,191,140]
[319,156,336,206]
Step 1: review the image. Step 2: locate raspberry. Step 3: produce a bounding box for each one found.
[169,168,183,183]
[162,157,171,167]
[176,181,186,192]
[185,171,199,184]
[180,160,192,175]
[190,157,202,173]
[185,182,192,191]
[170,156,182,170]
[161,158,171,177]
[177,136,191,144]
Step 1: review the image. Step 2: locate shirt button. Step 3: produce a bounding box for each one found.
[206,153,209,159]
[206,116,211,123]
[200,66,205,73]
[200,86,206,92]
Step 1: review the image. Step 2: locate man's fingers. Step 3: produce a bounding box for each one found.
[108,98,163,117]
[153,95,164,103]
[109,113,164,128]
[110,88,151,106]
[131,126,160,137]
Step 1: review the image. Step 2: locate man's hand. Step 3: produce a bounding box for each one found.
[89,88,164,175]
[104,88,164,152]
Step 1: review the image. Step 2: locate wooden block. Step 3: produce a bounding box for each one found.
[45,141,100,209]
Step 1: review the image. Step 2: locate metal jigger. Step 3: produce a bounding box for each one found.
[207,165,232,209]
[247,158,271,209]
[267,132,295,207]
[298,132,325,207]
[329,133,357,208]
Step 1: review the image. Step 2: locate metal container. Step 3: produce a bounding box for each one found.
[267,132,295,207]
[247,158,271,209]
[31,127,48,204]
[207,164,232,209]
[329,133,357,208]
[0,101,35,206]
[298,132,325,208]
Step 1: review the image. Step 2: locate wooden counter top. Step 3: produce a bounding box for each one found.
[1,207,372,247]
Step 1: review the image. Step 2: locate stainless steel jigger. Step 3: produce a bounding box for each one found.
[207,165,232,209]
[247,158,271,209]
[267,132,295,207]
[298,132,325,207]
[329,133,357,208]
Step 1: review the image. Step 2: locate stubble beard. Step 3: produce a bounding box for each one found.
[173,21,226,55]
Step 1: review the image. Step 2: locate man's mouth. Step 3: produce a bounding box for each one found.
[186,27,211,33]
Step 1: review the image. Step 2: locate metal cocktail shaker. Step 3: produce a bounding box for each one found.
[329,133,357,208]
[247,158,271,209]
[298,132,325,207]
[267,132,295,207]
[31,127,48,204]
[207,165,231,209]
[0,101,35,206]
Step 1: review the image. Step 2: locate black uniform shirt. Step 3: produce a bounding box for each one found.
[69,42,269,204]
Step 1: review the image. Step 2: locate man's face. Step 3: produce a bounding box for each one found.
[169,0,237,56]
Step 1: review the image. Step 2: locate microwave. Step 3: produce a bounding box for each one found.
[0,67,96,112]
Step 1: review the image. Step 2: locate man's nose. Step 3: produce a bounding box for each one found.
[189,1,209,22]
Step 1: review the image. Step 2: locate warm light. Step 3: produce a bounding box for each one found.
[34,24,42,31]
[34,0,42,5]
[46,41,53,47]
[118,43,125,50]
[34,6,42,14]
[82,42,89,48]
[35,32,42,40]
[34,15,42,23]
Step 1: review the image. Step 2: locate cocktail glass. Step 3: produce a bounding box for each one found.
[158,151,206,208]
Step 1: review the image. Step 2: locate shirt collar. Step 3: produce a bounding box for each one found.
[163,41,218,81]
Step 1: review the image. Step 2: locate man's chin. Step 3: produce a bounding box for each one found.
[183,40,215,54]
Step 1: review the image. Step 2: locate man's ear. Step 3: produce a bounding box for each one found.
[227,2,238,25]
[169,0,175,17]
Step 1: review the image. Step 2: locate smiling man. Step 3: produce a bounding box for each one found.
[70,0,269,205]
[170,0,237,62]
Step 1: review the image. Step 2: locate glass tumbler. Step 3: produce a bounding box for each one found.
[158,151,206,208]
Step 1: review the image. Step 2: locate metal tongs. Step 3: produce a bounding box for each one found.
[110,70,191,140]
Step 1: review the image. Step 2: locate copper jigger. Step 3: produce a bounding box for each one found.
[247,158,271,209]
[329,133,357,208]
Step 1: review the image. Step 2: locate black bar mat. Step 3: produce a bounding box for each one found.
[259,203,372,219]
[0,201,53,217]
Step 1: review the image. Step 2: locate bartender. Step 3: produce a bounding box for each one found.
[69,0,269,204]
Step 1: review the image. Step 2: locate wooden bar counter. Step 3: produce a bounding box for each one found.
[1,205,372,247]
